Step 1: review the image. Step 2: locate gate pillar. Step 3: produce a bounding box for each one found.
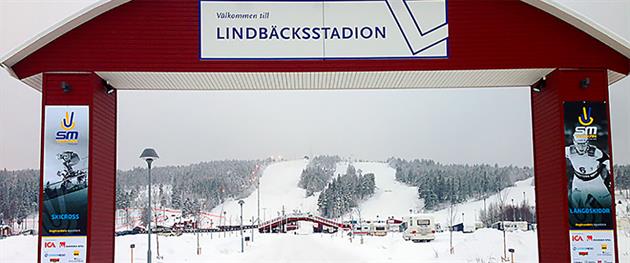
[531,69,618,262]
[38,73,117,263]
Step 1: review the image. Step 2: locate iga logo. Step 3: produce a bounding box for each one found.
[55,112,79,144]
[572,235,584,242]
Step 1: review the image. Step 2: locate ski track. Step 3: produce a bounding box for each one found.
[345,162,423,220]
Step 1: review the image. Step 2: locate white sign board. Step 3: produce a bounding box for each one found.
[200,0,448,59]
[41,236,87,263]
[569,230,615,263]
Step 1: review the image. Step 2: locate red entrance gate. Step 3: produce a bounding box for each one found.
[1,0,628,262]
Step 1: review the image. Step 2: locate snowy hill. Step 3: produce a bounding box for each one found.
[210,159,318,224]
[208,159,536,225]
[339,162,423,219]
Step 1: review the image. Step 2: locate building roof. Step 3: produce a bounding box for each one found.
[1,0,628,91]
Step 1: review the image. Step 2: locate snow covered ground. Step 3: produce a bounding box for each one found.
[1,228,540,263]
[3,227,629,262]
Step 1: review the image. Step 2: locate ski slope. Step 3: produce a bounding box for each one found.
[209,160,423,223]
[209,159,535,225]
[210,159,318,224]
[342,162,423,219]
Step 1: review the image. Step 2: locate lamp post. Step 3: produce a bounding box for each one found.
[223,211,228,237]
[255,164,261,233]
[31,201,37,232]
[353,207,363,244]
[251,216,255,242]
[140,148,159,263]
[238,200,245,253]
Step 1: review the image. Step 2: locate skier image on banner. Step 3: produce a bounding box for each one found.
[44,150,88,199]
[56,151,87,192]
[566,132,612,227]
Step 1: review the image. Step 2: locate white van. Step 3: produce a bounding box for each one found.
[402,215,436,242]
[369,222,388,236]
[352,224,370,235]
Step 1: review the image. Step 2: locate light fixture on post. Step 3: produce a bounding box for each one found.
[532,76,546,93]
[580,77,591,89]
[140,148,159,263]
[61,81,72,93]
[103,80,115,95]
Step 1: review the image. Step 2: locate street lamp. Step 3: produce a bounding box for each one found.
[238,200,245,253]
[140,148,159,263]
[353,207,363,244]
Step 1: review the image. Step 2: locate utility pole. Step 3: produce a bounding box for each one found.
[256,164,261,232]
[147,161,153,263]
[358,209,363,245]
[155,209,160,259]
[223,211,227,238]
[238,200,245,253]
[449,203,454,255]
[503,228,508,260]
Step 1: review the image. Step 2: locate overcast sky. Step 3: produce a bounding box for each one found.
[0,0,628,170]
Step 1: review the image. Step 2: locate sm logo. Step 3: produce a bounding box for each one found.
[575,106,597,140]
[55,112,79,144]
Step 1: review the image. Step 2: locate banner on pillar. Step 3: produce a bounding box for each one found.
[564,101,615,263]
[41,106,89,263]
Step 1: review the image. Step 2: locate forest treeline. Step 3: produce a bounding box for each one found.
[2,162,630,226]
[115,160,268,214]
[389,158,533,210]
[298,155,341,196]
[317,164,376,218]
